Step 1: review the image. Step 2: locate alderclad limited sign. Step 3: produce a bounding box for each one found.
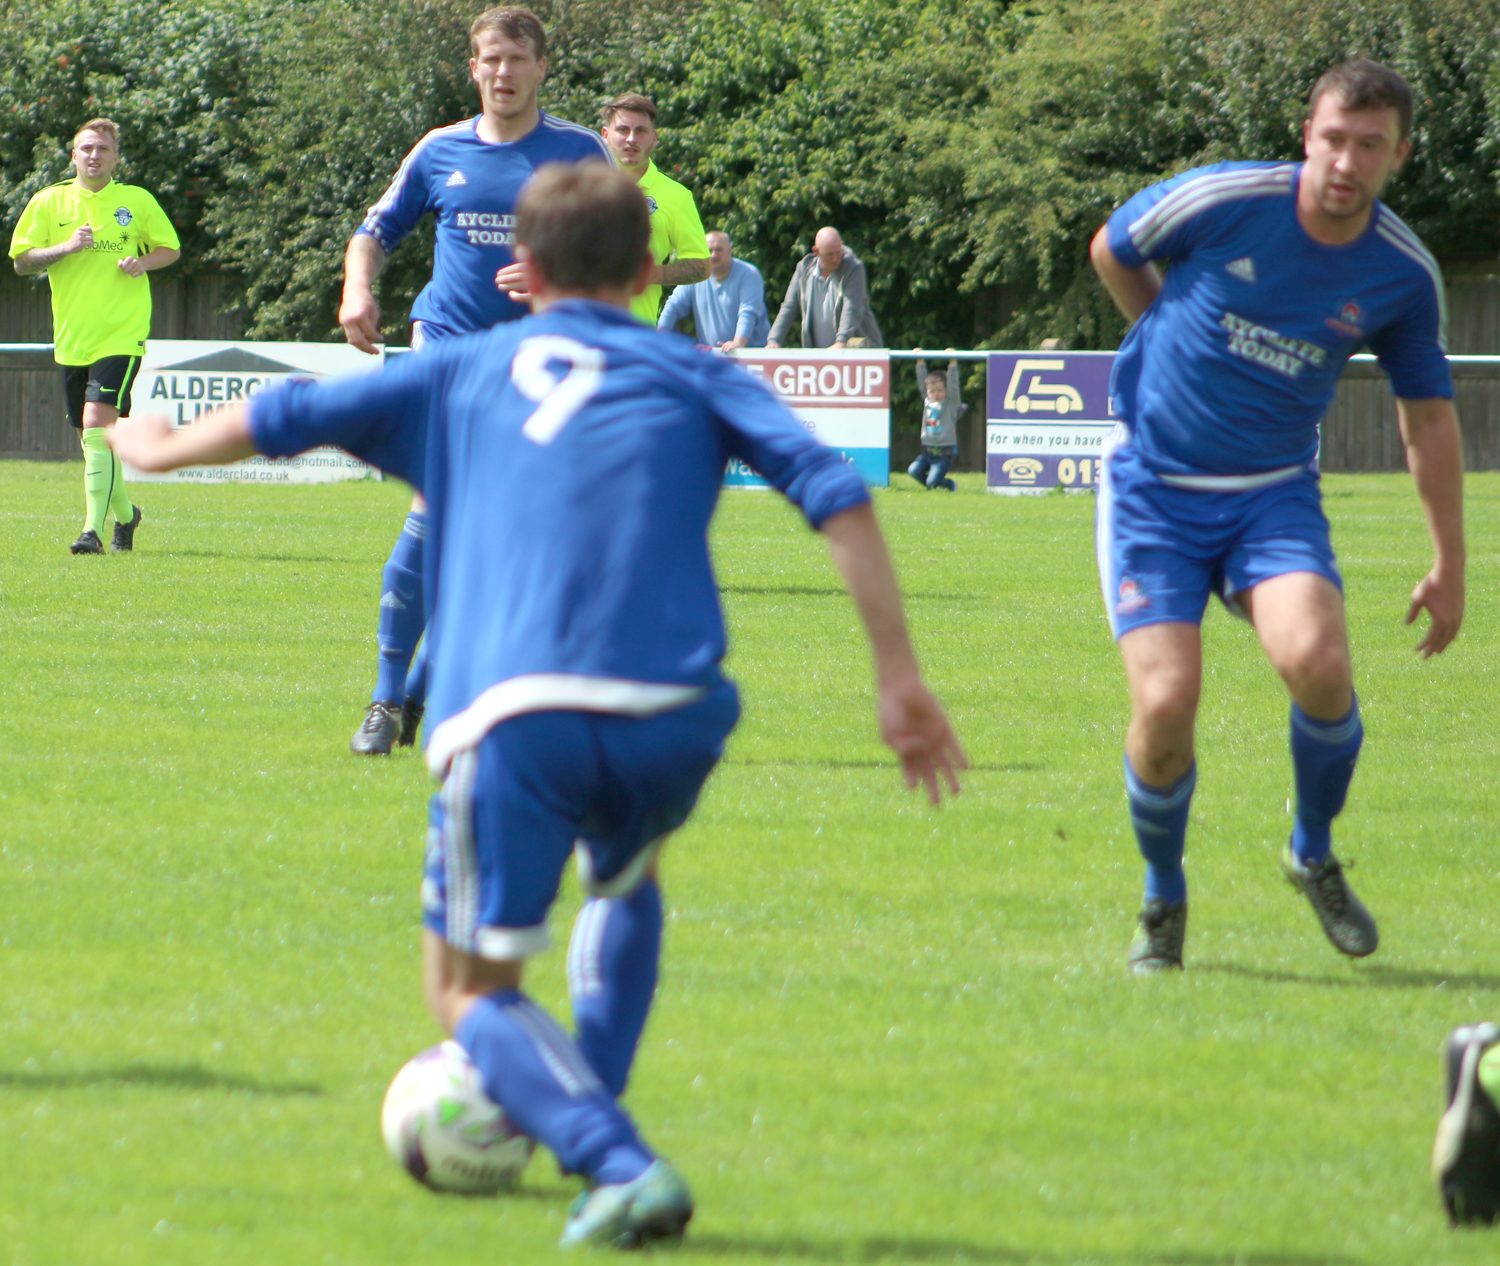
[124,341,382,484]
[725,349,890,488]
[986,352,1116,494]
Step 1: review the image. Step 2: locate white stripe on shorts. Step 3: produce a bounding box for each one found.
[441,747,481,952]
[1095,423,1128,632]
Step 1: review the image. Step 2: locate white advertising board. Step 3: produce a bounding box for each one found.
[723,350,890,488]
[123,341,382,483]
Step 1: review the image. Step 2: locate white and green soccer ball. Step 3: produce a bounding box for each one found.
[381,1040,534,1194]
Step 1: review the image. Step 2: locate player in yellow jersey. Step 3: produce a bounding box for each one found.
[598,94,709,324]
[9,118,180,553]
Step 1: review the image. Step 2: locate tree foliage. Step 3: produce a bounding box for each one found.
[2,0,1497,349]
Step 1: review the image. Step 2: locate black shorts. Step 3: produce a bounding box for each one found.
[62,356,142,428]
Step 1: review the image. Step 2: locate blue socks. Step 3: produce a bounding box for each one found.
[455,989,654,1186]
[404,635,430,707]
[1124,756,1196,905]
[568,880,663,1098]
[373,511,426,704]
[1289,698,1363,866]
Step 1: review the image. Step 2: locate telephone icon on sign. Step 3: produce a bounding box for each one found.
[1003,359,1085,415]
[1001,457,1044,484]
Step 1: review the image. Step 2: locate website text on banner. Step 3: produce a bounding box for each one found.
[986,352,1116,494]
[123,341,381,484]
[726,349,890,488]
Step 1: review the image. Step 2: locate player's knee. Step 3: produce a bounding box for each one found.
[1279,636,1351,701]
[1132,672,1199,736]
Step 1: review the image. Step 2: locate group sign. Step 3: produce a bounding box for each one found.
[123,341,381,484]
[986,352,1117,494]
[724,349,890,488]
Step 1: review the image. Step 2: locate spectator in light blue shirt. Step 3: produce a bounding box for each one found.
[657,230,770,350]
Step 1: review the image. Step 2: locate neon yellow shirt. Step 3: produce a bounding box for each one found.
[8,178,180,366]
[631,160,708,326]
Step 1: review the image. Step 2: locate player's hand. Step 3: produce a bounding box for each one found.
[495,263,531,303]
[67,224,94,254]
[107,412,175,472]
[877,673,967,805]
[117,256,147,278]
[339,288,384,355]
[1406,566,1464,658]
[765,339,780,350]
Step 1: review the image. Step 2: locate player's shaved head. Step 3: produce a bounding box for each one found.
[517,164,650,290]
[470,6,546,59]
[1308,60,1413,141]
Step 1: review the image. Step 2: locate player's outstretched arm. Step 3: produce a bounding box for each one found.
[1088,226,1161,324]
[820,503,967,803]
[1397,396,1465,657]
[108,405,257,473]
[340,235,387,354]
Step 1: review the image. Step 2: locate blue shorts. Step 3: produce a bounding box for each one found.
[1096,435,1341,639]
[422,683,740,960]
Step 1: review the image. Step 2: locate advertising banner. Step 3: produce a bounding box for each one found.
[724,349,890,488]
[124,341,382,484]
[986,352,1117,494]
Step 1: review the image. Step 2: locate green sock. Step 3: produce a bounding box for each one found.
[108,444,134,526]
[80,427,113,536]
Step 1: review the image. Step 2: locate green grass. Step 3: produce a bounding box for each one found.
[2,461,1499,1265]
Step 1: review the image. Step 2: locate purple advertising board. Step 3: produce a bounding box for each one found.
[985,352,1117,494]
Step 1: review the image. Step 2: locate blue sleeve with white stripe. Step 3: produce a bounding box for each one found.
[357,132,438,256]
[697,357,871,527]
[1366,215,1453,401]
[1108,162,1291,267]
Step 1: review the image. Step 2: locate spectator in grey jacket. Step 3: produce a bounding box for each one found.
[907,357,965,491]
[766,227,883,349]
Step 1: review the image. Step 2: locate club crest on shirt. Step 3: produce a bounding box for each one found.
[1116,578,1149,615]
[645,196,659,215]
[1225,256,1256,283]
[1325,301,1364,340]
[114,206,132,227]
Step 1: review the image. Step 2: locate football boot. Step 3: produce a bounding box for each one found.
[351,701,403,755]
[398,696,424,748]
[1129,898,1186,974]
[560,1159,693,1250]
[69,529,104,555]
[1281,843,1378,957]
[111,504,142,552]
[1434,1022,1500,1225]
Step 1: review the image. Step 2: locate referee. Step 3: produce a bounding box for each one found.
[598,94,708,324]
[9,118,180,554]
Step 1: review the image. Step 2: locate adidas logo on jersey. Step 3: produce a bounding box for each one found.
[379,592,407,610]
[1226,256,1256,283]
[445,170,468,187]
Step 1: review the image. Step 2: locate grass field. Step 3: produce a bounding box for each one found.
[3,460,1499,1265]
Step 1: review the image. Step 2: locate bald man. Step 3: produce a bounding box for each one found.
[766,226,883,349]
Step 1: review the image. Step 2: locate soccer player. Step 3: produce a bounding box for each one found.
[597,93,710,325]
[1088,60,1463,974]
[8,117,180,554]
[339,5,608,756]
[111,163,965,1249]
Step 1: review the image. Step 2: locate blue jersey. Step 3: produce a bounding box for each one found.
[248,301,869,771]
[1106,161,1451,478]
[358,113,609,337]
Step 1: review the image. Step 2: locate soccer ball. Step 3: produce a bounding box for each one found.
[381,1040,534,1194]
